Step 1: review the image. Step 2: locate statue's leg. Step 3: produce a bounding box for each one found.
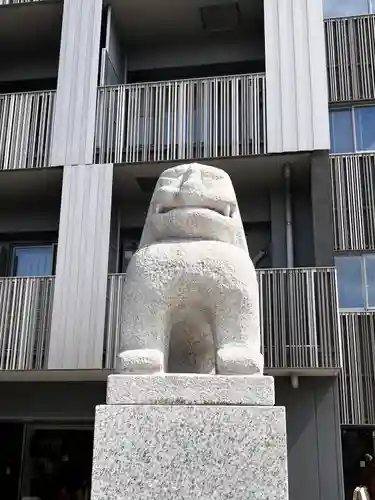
[216,345,264,375]
[117,286,168,374]
[117,348,164,374]
[214,290,264,375]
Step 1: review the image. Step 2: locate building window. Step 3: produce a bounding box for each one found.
[354,107,375,151]
[11,245,55,277]
[329,109,354,154]
[335,254,375,310]
[330,106,375,154]
[324,0,375,18]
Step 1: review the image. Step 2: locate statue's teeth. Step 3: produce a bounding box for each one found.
[224,205,231,217]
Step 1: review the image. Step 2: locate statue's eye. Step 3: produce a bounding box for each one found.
[158,177,178,187]
[202,170,221,181]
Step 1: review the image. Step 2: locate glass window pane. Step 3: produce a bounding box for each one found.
[330,110,355,154]
[335,256,365,309]
[354,106,375,152]
[324,0,369,18]
[365,255,375,307]
[13,246,53,277]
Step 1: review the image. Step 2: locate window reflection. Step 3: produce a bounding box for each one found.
[324,0,373,18]
[335,254,375,310]
[365,255,375,307]
[12,246,53,277]
[354,107,375,151]
[330,106,375,154]
[336,256,365,309]
[329,110,354,154]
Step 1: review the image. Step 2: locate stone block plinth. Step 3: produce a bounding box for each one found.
[107,373,275,406]
[91,375,289,500]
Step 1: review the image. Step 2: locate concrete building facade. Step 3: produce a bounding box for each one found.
[0,0,368,498]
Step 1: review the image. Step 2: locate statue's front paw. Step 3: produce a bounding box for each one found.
[117,349,163,374]
[216,346,263,375]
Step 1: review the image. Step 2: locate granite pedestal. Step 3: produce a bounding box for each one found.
[91,374,289,500]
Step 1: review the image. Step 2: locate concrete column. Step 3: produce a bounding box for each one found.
[311,151,335,266]
[51,0,104,166]
[48,163,113,369]
[264,0,330,153]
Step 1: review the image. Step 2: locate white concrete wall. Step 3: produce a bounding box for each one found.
[264,0,330,153]
[48,164,113,369]
[51,0,103,166]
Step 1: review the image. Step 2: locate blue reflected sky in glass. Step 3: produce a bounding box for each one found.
[354,107,375,152]
[335,256,365,309]
[329,110,355,154]
[13,246,53,277]
[324,0,370,18]
[365,255,375,308]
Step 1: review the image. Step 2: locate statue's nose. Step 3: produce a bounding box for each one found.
[180,168,202,191]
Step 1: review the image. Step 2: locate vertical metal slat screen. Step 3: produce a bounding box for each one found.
[95,73,267,164]
[104,268,341,372]
[0,0,42,4]
[0,90,55,170]
[258,268,341,371]
[331,154,375,251]
[339,313,375,425]
[0,277,54,370]
[325,15,375,102]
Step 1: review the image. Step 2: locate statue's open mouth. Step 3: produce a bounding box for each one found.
[154,204,235,218]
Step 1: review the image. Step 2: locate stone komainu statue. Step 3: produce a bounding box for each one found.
[118,163,264,375]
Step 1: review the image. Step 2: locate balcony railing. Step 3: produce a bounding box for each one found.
[95,73,267,165]
[0,90,55,170]
[0,277,54,370]
[331,153,375,251]
[258,268,341,371]
[104,268,341,372]
[0,0,43,4]
[339,312,375,425]
[325,15,375,102]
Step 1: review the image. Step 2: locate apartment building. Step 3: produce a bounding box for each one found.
[0,0,348,499]
[324,0,375,498]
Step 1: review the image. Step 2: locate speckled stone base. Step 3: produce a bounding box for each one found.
[107,374,275,406]
[91,404,289,500]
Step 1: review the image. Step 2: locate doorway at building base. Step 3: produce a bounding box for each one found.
[343,427,375,500]
[0,423,93,500]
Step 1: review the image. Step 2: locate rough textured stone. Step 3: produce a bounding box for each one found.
[91,404,288,500]
[118,163,264,375]
[107,374,275,406]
